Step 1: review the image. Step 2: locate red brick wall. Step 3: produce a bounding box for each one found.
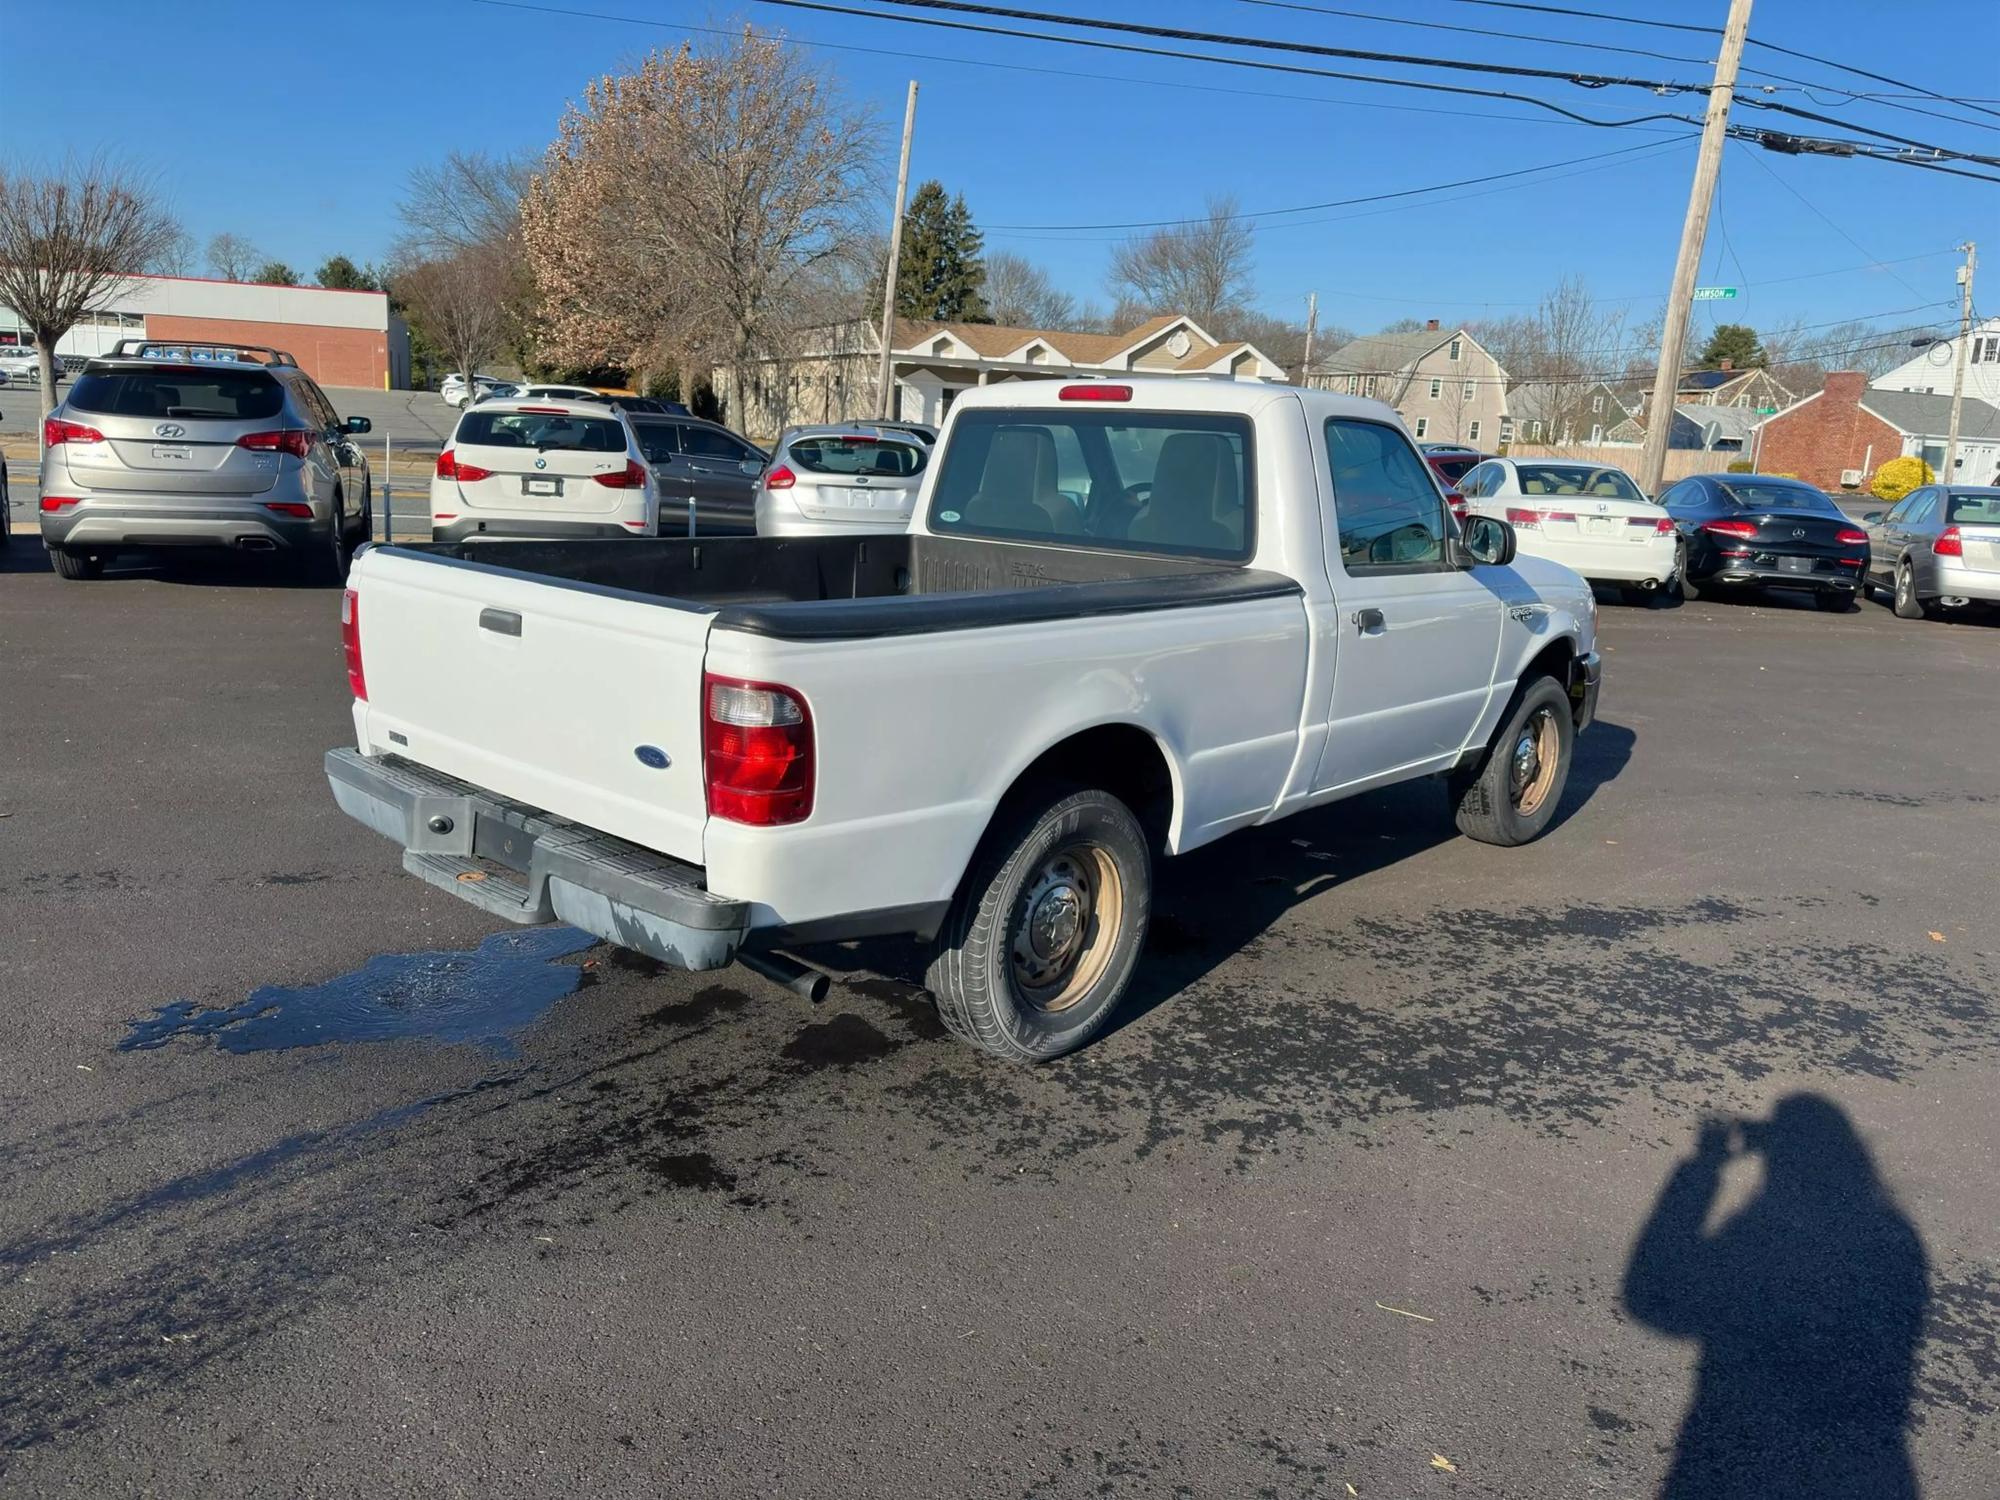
[1755,371,1901,491]
[143,313,387,390]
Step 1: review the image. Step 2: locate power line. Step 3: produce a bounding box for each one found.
[1226,0,1717,69]
[983,138,1683,230]
[1730,141,1932,303]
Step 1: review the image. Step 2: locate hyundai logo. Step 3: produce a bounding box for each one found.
[154,422,186,438]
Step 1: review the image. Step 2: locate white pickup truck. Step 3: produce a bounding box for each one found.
[328,378,1600,1061]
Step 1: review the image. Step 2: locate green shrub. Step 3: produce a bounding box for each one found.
[1726,460,1754,473]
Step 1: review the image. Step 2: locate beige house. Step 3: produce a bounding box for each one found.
[714,312,1285,440]
[1307,320,1510,447]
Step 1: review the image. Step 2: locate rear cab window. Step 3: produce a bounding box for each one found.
[455,409,627,454]
[1325,418,1449,572]
[67,367,284,422]
[790,434,927,478]
[928,408,1253,559]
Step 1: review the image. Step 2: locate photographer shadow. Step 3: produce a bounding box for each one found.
[1622,1094,1929,1499]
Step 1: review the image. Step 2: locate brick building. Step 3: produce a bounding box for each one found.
[1,274,410,390]
[1752,372,2000,491]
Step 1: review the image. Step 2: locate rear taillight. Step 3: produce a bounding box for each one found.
[44,417,104,447]
[703,674,813,827]
[1703,519,1759,539]
[592,459,648,489]
[1630,515,1676,534]
[1505,507,1541,529]
[341,588,367,702]
[237,430,314,460]
[1444,490,1467,519]
[764,465,797,491]
[264,502,314,519]
[39,495,80,511]
[435,449,493,482]
[1059,383,1132,402]
[1934,525,1964,557]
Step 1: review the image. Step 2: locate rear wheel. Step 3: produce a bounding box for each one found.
[49,546,104,581]
[1450,675,1575,847]
[1678,563,1705,602]
[312,497,353,585]
[925,784,1152,1063]
[1893,560,1928,620]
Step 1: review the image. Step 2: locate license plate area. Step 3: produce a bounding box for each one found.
[473,811,535,872]
[1582,516,1621,537]
[522,476,563,498]
[1777,555,1815,574]
[151,444,193,461]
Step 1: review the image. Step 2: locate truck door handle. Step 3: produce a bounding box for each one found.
[1352,608,1385,633]
[479,608,522,637]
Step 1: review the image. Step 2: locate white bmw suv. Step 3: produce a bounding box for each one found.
[431,398,658,542]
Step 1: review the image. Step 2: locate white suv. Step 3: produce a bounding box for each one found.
[431,398,658,542]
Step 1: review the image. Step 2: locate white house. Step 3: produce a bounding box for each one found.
[1871,315,2000,406]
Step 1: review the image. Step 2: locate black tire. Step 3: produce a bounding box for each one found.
[1678,566,1705,602]
[1893,560,1927,620]
[1451,675,1575,848]
[49,546,103,581]
[1,478,11,547]
[925,784,1152,1063]
[1617,585,1651,608]
[311,498,353,586]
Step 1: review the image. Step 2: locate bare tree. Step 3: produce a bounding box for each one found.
[521,29,877,397]
[148,223,197,277]
[0,157,178,424]
[397,150,534,260]
[394,245,513,396]
[1105,195,1253,327]
[1479,275,1629,445]
[982,251,1078,329]
[206,231,261,281]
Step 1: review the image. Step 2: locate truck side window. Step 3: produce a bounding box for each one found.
[1325,419,1447,571]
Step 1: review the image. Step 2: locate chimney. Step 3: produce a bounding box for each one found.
[1425,318,1440,331]
[1823,370,1866,405]
[1720,357,1734,372]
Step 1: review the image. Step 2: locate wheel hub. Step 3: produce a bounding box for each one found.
[1027,882,1082,962]
[1509,707,1560,815]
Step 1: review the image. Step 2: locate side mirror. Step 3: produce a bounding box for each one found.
[1460,514,1516,567]
[1862,510,1884,523]
[344,416,372,434]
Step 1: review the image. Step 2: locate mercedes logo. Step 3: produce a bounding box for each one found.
[1791,527,1807,539]
[154,422,186,438]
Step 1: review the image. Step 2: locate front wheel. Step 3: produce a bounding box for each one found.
[1450,675,1575,847]
[926,785,1152,1063]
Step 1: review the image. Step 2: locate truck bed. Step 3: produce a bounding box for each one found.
[392,534,1300,640]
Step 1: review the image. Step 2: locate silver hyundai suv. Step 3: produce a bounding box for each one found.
[38,340,373,583]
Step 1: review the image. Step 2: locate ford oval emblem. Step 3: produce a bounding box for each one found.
[633,745,671,770]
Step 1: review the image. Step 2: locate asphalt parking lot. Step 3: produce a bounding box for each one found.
[3,548,1997,1497]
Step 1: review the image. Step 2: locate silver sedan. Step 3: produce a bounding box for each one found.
[1861,484,2000,620]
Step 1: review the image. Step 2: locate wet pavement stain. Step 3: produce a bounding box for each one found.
[119,926,599,1058]
[779,1013,904,1070]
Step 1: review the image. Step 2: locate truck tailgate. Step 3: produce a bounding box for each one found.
[350,548,712,865]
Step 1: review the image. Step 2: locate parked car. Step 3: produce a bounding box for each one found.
[860,419,939,446]
[441,373,511,409]
[1861,484,2000,620]
[0,347,42,386]
[630,415,766,534]
[328,377,1600,1062]
[0,413,10,549]
[514,384,606,404]
[468,382,523,405]
[593,395,693,417]
[1658,473,1870,610]
[430,397,656,542]
[755,424,931,537]
[38,340,373,583]
[1458,458,1678,603]
[1420,443,1492,488]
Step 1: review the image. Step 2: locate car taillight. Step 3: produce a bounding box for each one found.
[593,459,648,488]
[1444,490,1467,518]
[1505,507,1541,529]
[704,674,813,827]
[1703,519,1759,539]
[341,588,367,702]
[237,430,314,460]
[39,495,80,511]
[435,449,493,482]
[1934,525,1964,557]
[764,465,797,490]
[264,502,314,519]
[1832,527,1868,546]
[44,417,104,447]
[1059,383,1132,401]
[1629,515,1677,534]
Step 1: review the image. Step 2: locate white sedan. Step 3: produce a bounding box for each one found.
[1457,458,1680,602]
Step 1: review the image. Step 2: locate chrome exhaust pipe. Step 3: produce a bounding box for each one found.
[237,536,277,552]
[1641,578,1659,591]
[737,949,831,1003]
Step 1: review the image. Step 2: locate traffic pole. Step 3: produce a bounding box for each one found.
[875,80,919,421]
[1637,0,1755,497]
[383,433,393,544]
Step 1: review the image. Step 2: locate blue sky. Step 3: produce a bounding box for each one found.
[8,0,1993,339]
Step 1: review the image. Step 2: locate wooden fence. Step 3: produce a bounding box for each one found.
[1501,444,1717,484]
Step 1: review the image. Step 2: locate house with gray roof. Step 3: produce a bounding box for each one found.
[1306,319,1510,448]
[1750,371,2000,490]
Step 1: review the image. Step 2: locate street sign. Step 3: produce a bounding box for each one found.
[1756,406,1777,415]
[1693,287,1739,300]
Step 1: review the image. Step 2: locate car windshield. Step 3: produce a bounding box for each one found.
[787,434,928,477]
[66,367,285,421]
[1720,480,1838,514]
[1946,492,2000,525]
[456,409,626,453]
[1515,465,1647,502]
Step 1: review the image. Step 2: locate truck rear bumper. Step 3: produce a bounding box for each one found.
[326,748,749,970]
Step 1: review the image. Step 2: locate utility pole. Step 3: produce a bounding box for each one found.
[1637,0,1755,496]
[1945,240,1976,480]
[875,80,919,421]
[1301,291,1319,383]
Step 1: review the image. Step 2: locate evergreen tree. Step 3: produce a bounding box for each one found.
[895,181,989,322]
[1698,323,1765,369]
[315,254,379,291]
[252,261,300,287]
